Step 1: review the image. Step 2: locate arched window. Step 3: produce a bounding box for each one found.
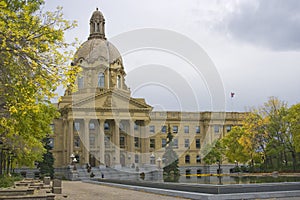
[117,75,121,88]
[98,73,105,87]
[185,155,190,164]
[78,76,84,89]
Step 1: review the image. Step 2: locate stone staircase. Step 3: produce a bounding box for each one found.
[0,178,57,200]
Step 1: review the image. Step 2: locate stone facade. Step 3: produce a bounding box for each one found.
[51,8,246,174]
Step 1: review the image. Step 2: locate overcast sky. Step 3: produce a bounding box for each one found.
[44,0,300,112]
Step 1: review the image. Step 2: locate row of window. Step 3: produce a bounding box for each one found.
[73,122,232,134]
[150,125,200,134]
[185,154,202,164]
[77,73,122,89]
[73,136,201,149]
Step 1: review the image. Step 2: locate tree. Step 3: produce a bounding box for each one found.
[202,140,225,174]
[221,97,300,172]
[202,140,224,165]
[285,103,300,170]
[222,126,250,165]
[38,137,54,179]
[162,125,180,182]
[0,0,79,166]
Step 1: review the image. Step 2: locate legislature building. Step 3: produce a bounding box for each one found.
[51,8,245,178]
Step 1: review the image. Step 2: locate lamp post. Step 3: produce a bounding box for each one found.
[150,153,155,165]
[156,157,162,169]
[70,153,77,170]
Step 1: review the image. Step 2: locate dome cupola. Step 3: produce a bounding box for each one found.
[71,8,129,93]
[88,8,106,40]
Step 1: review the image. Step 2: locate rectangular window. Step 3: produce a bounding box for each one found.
[89,135,95,148]
[135,154,139,163]
[186,169,191,178]
[74,136,80,148]
[184,126,189,133]
[173,125,178,133]
[173,139,178,149]
[197,169,202,178]
[89,122,95,130]
[134,123,138,131]
[150,139,155,149]
[214,125,220,133]
[134,137,140,148]
[161,125,166,133]
[226,125,231,132]
[162,139,166,148]
[196,155,201,163]
[149,125,155,133]
[120,136,125,148]
[184,139,190,148]
[104,122,110,131]
[196,139,201,149]
[196,126,200,134]
[74,122,80,131]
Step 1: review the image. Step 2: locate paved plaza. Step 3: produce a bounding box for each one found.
[55,181,189,200]
[54,181,300,200]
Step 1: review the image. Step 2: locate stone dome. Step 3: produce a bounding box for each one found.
[73,39,122,65]
[91,8,104,20]
[72,8,122,66]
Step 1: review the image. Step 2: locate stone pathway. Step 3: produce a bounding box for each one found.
[55,181,190,200]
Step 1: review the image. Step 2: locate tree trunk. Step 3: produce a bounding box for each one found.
[291,151,296,172]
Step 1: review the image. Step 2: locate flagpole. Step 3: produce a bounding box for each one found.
[230,92,235,112]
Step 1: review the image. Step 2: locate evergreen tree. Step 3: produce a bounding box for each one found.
[162,125,180,182]
[38,137,54,179]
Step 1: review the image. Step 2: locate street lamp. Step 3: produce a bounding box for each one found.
[70,153,77,170]
[150,153,155,165]
[156,157,162,169]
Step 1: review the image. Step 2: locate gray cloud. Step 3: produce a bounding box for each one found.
[223,0,300,51]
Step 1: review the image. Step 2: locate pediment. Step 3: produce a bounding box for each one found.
[71,90,152,111]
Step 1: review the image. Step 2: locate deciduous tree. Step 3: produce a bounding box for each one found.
[0,0,79,166]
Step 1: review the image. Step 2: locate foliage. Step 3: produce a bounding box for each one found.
[222,126,250,164]
[221,97,300,172]
[38,137,54,179]
[0,174,23,188]
[163,125,180,182]
[202,140,225,165]
[0,0,79,166]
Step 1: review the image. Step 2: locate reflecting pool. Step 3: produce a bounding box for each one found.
[175,175,300,185]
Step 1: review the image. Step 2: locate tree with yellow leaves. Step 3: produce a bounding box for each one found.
[0,0,79,167]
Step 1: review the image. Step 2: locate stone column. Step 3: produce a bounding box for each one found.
[141,121,149,165]
[67,119,74,165]
[99,119,105,167]
[84,119,90,165]
[127,120,135,167]
[63,119,68,166]
[129,121,135,153]
[114,119,120,168]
